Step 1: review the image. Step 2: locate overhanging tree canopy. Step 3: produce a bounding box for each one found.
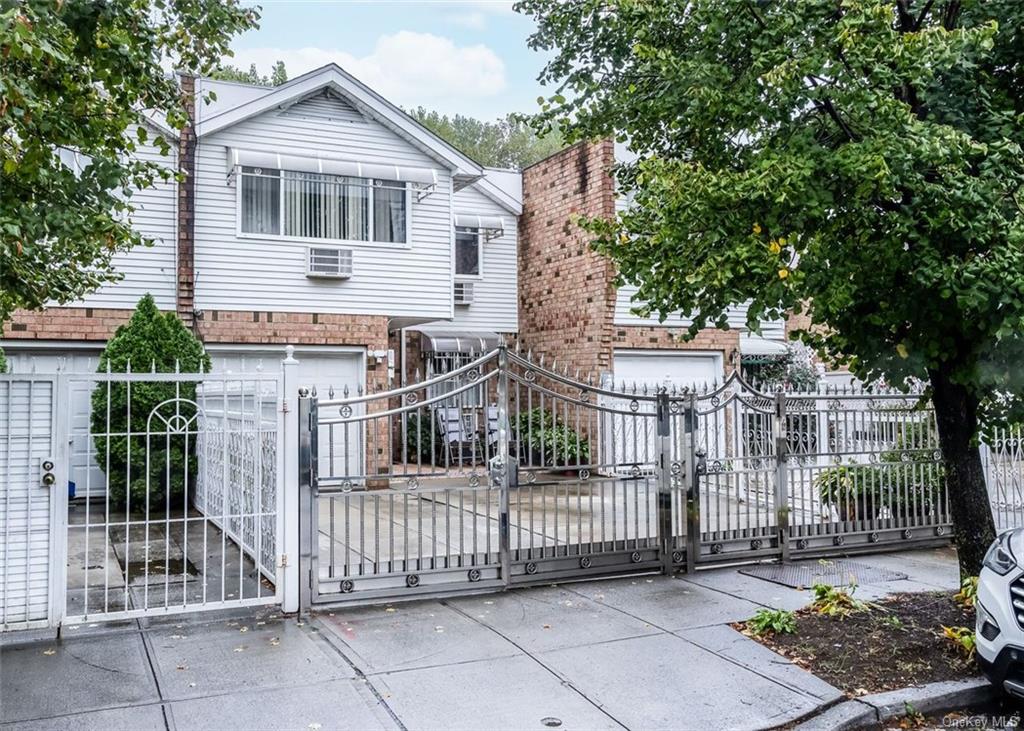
[0,0,258,323]
[517,0,1024,575]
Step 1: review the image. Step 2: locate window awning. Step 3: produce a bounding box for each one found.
[413,327,501,353]
[227,148,439,185]
[454,213,505,240]
[739,333,789,356]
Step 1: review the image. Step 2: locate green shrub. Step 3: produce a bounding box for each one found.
[747,608,797,636]
[817,422,944,520]
[513,407,590,466]
[91,295,210,511]
[0,347,6,374]
[403,411,442,464]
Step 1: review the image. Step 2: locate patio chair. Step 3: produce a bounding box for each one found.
[435,407,482,466]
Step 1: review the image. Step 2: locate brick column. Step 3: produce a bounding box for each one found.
[177,74,197,328]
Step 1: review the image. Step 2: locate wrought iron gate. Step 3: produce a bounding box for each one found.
[298,346,953,608]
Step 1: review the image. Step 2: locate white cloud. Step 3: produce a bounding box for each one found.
[226,31,506,111]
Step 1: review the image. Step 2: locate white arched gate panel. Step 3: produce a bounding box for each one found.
[0,376,64,630]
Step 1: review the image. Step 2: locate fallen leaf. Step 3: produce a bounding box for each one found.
[542,624,551,630]
[233,646,245,653]
[42,649,56,656]
[239,627,248,633]
[176,665,188,671]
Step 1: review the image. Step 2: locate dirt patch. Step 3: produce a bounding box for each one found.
[736,591,978,695]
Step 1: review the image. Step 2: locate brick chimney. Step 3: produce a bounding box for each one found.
[176,73,197,327]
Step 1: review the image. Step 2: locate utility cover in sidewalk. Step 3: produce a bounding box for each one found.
[739,560,908,589]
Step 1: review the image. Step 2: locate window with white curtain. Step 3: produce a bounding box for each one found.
[238,167,408,244]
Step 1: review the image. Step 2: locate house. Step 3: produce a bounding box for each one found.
[1,63,521,492]
[517,139,791,392]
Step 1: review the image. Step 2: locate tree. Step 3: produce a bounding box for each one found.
[0,0,258,324]
[91,295,210,511]
[407,107,564,169]
[209,59,288,86]
[518,0,1024,576]
[270,60,288,86]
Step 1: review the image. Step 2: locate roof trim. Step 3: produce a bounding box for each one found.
[194,64,483,177]
[472,176,522,215]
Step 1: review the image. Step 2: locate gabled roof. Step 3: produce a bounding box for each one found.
[194,64,484,179]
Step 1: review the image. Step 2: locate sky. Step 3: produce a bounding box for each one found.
[223,0,553,120]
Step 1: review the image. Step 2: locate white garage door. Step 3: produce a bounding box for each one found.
[606,351,724,471]
[207,347,366,478]
[5,347,105,499]
[612,350,724,391]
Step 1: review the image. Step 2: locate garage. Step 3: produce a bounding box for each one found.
[205,345,365,397]
[206,345,366,478]
[612,349,725,391]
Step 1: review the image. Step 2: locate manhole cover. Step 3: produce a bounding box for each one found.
[739,559,907,589]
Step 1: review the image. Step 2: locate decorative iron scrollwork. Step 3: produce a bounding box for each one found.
[340,404,353,418]
[630,551,642,563]
[796,539,808,550]
[341,480,354,494]
[467,368,480,382]
[468,568,481,582]
[869,531,880,543]
[525,562,538,575]
[750,539,763,550]
[578,469,590,480]
[833,535,845,546]
[671,551,684,564]
[524,369,537,382]
[405,392,419,405]
[903,529,913,540]
[711,543,724,554]
[341,579,355,593]
[406,574,420,587]
[670,462,682,476]
[629,399,640,413]
[580,556,592,569]
[407,477,419,490]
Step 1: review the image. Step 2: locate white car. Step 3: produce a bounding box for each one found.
[977,529,1024,698]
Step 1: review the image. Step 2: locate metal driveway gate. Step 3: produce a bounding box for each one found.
[300,346,686,607]
[299,345,960,608]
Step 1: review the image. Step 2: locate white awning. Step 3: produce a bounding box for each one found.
[454,214,505,238]
[739,333,789,356]
[227,148,439,185]
[414,327,501,353]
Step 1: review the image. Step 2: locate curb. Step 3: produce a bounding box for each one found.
[793,677,996,730]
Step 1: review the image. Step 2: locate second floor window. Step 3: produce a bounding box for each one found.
[239,166,407,244]
[455,227,481,277]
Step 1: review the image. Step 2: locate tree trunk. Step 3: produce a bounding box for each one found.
[929,367,996,579]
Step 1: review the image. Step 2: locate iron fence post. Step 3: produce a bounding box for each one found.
[296,384,316,615]
[656,391,674,575]
[685,392,700,574]
[774,390,790,562]
[496,345,513,589]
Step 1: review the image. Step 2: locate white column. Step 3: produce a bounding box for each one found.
[279,346,300,613]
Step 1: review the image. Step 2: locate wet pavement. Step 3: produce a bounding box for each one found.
[1,547,963,731]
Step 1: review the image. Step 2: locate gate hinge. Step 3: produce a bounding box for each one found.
[279,553,288,568]
[280,399,290,414]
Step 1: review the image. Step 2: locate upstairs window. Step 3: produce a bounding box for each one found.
[238,166,408,244]
[455,227,481,277]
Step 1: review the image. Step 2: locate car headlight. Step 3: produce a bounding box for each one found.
[984,531,1018,576]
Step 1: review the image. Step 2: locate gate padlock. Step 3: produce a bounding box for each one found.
[40,457,56,488]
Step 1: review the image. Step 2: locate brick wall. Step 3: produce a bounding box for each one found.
[518,140,618,378]
[1,307,133,341]
[177,74,197,327]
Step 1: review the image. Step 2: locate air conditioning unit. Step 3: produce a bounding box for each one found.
[306,247,353,279]
[454,281,474,306]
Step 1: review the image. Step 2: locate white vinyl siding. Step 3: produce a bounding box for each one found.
[445,183,518,333]
[614,287,786,339]
[76,126,178,310]
[194,94,453,319]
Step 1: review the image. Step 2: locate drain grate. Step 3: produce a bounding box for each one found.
[739,559,907,589]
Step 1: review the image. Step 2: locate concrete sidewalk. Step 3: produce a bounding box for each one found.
[0,547,959,731]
